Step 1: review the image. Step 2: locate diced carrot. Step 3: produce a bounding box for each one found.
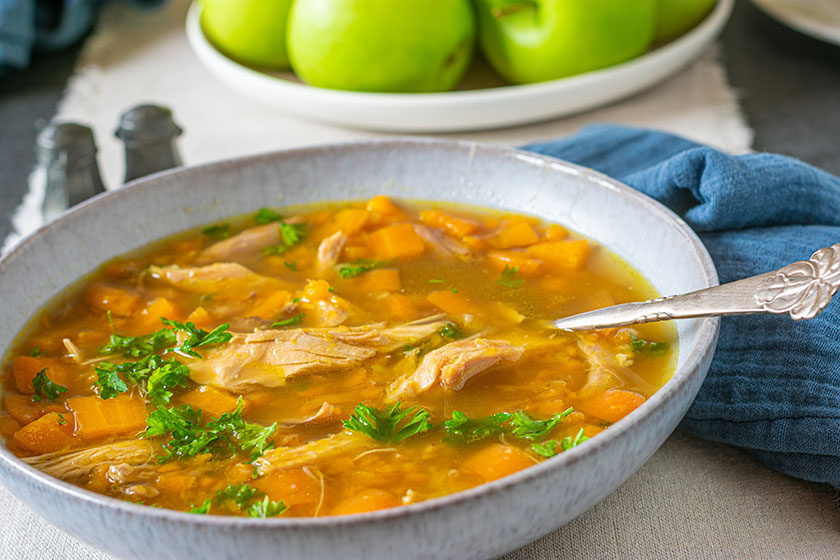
[0,415,21,440]
[136,297,179,331]
[487,222,540,249]
[526,240,590,271]
[543,224,568,241]
[4,394,64,424]
[12,412,75,454]
[419,210,479,237]
[382,294,418,321]
[427,290,482,316]
[186,306,214,329]
[462,235,489,251]
[178,385,239,419]
[355,269,400,293]
[330,488,400,516]
[253,468,322,507]
[83,283,142,317]
[577,389,646,424]
[369,223,426,260]
[247,290,291,320]
[156,472,198,498]
[306,210,333,226]
[12,356,70,395]
[68,394,148,440]
[461,443,535,482]
[482,216,501,229]
[316,208,369,240]
[486,250,544,278]
[343,244,371,261]
[303,279,332,301]
[366,195,409,224]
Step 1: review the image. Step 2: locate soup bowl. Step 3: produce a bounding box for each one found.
[0,138,718,560]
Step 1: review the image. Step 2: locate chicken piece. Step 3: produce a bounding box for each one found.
[148,262,286,299]
[317,231,348,269]
[255,431,374,475]
[279,402,343,428]
[198,223,280,262]
[187,315,449,392]
[413,224,470,257]
[388,337,524,399]
[576,334,655,398]
[22,440,155,482]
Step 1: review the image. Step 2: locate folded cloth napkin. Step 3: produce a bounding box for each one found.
[524,124,840,487]
[0,0,164,75]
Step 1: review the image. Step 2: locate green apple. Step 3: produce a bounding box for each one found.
[654,0,716,42]
[200,0,292,70]
[474,0,657,84]
[287,0,476,93]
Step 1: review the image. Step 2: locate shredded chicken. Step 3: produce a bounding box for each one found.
[63,338,83,364]
[22,440,155,482]
[255,431,374,475]
[278,402,343,428]
[413,224,470,257]
[576,334,655,398]
[188,314,449,391]
[148,262,286,296]
[388,337,524,399]
[317,231,347,269]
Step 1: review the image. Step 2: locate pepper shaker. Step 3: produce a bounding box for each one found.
[38,123,106,222]
[115,104,183,183]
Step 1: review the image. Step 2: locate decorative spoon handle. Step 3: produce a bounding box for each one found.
[552,244,840,331]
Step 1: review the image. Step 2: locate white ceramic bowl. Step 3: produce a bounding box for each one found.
[0,139,718,560]
[185,0,733,132]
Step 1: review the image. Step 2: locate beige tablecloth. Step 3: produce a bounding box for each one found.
[3,2,838,559]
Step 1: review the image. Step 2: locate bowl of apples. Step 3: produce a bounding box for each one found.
[185,0,732,132]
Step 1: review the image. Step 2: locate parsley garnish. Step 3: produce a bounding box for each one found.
[255,207,283,224]
[215,484,259,509]
[428,278,445,284]
[28,346,44,357]
[534,429,589,457]
[145,398,277,462]
[438,322,462,339]
[188,499,212,514]
[99,328,176,359]
[202,224,231,239]
[338,259,395,279]
[497,265,525,288]
[508,408,574,441]
[271,313,305,328]
[532,440,559,458]
[443,411,512,446]
[451,287,459,293]
[32,369,67,403]
[93,363,128,399]
[262,222,307,256]
[246,495,288,518]
[145,359,191,404]
[343,402,431,443]
[160,319,232,359]
[56,413,66,426]
[560,428,590,451]
[284,261,297,271]
[629,333,669,356]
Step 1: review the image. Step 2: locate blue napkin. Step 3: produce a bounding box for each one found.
[524,124,840,487]
[0,0,164,75]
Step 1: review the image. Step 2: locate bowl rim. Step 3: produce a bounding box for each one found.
[0,137,720,528]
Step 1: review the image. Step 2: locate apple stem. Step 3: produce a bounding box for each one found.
[491,1,537,18]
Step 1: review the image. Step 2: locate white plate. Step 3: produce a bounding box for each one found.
[751,0,840,46]
[185,0,733,132]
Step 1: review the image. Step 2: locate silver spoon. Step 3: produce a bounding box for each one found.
[553,243,840,331]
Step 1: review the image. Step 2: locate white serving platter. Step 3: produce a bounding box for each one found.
[185,0,733,132]
[751,0,840,46]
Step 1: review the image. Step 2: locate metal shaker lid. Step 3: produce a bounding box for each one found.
[114,104,183,146]
[36,122,98,163]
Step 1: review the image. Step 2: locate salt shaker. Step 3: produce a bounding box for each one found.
[114,104,183,183]
[38,123,106,222]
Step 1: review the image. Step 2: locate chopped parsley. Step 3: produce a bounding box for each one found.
[438,322,462,339]
[202,224,231,239]
[338,259,395,279]
[271,313,306,328]
[99,328,177,359]
[56,413,66,426]
[246,495,288,518]
[262,222,307,256]
[629,333,669,357]
[145,359,191,404]
[160,319,232,359]
[343,402,431,443]
[32,369,67,403]
[428,278,445,284]
[508,408,574,441]
[534,429,589,457]
[28,346,44,357]
[560,428,590,451]
[188,499,212,514]
[497,265,525,288]
[215,484,260,509]
[93,363,128,399]
[443,411,512,446]
[255,207,283,225]
[145,398,277,462]
[531,440,559,458]
[283,261,297,271]
[451,287,459,293]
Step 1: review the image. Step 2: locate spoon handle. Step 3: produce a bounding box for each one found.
[552,243,840,331]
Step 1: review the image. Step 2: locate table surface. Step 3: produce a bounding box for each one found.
[0,1,838,558]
